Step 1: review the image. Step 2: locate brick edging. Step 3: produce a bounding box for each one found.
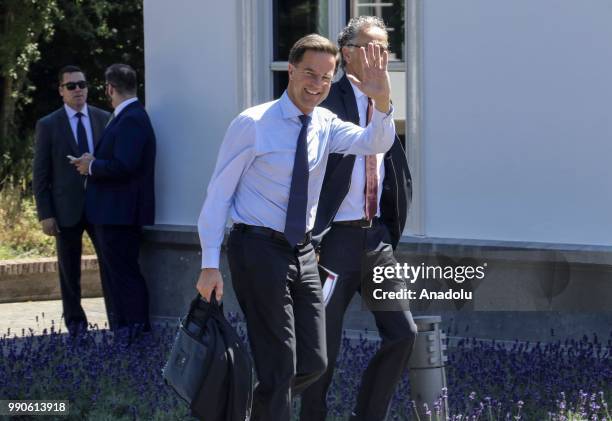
[0,255,98,276]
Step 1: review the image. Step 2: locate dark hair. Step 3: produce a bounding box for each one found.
[58,65,85,84]
[337,16,388,68]
[288,34,338,66]
[104,63,137,95]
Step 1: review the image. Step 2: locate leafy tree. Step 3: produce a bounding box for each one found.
[27,0,144,125]
[0,0,143,191]
[0,0,62,188]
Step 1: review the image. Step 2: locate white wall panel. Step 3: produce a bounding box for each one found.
[144,0,240,225]
[423,0,612,245]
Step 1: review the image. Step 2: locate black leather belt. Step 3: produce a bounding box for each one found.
[233,223,312,246]
[333,218,375,229]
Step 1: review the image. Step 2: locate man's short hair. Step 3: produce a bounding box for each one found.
[337,16,388,68]
[288,34,338,66]
[58,65,85,84]
[105,63,137,95]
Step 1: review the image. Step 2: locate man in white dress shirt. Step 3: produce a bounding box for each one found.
[33,65,111,336]
[196,34,395,420]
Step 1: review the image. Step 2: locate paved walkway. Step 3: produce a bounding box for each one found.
[0,297,108,336]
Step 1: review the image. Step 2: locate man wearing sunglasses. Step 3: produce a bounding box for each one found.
[300,17,417,421]
[33,65,112,336]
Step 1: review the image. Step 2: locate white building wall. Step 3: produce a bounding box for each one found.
[144,0,241,226]
[422,0,612,246]
[144,0,612,247]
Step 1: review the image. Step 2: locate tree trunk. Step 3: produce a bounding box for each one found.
[0,5,15,140]
[1,75,14,140]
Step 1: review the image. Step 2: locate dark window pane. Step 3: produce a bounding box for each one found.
[349,0,404,61]
[273,71,289,99]
[274,0,329,61]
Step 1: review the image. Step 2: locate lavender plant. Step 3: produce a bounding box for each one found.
[0,315,609,420]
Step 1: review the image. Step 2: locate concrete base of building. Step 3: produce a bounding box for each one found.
[142,225,612,342]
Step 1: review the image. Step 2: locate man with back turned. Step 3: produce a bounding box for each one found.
[73,64,156,334]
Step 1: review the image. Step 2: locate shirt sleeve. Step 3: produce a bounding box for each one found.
[198,114,256,268]
[328,105,395,155]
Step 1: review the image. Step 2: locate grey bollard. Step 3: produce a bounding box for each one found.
[409,315,448,417]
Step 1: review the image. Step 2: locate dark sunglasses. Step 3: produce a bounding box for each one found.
[61,81,88,90]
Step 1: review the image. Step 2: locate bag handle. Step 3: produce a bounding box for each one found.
[183,291,221,331]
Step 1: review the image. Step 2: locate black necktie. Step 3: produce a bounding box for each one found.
[284,114,311,247]
[75,112,89,155]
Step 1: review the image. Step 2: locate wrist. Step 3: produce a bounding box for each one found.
[373,98,390,114]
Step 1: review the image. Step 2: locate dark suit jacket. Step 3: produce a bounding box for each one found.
[85,100,156,226]
[33,105,110,227]
[314,74,412,249]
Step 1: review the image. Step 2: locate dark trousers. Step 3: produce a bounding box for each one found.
[227,226,328,421]
[56,217,113,333]
[93,224,150,331]
[300,221,417,421]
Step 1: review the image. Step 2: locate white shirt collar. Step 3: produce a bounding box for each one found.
[279,91,313,120]
[348,79,366,100]
[64,104,89,118]
[113,97,138,117]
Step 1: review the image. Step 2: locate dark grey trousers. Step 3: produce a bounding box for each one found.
[228,226,328,421]
[56,217,113,334]
[300,220,417,421]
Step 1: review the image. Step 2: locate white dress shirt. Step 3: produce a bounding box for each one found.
[64,104,94,154]
[198,91,395,268]
[334,82,386,221]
